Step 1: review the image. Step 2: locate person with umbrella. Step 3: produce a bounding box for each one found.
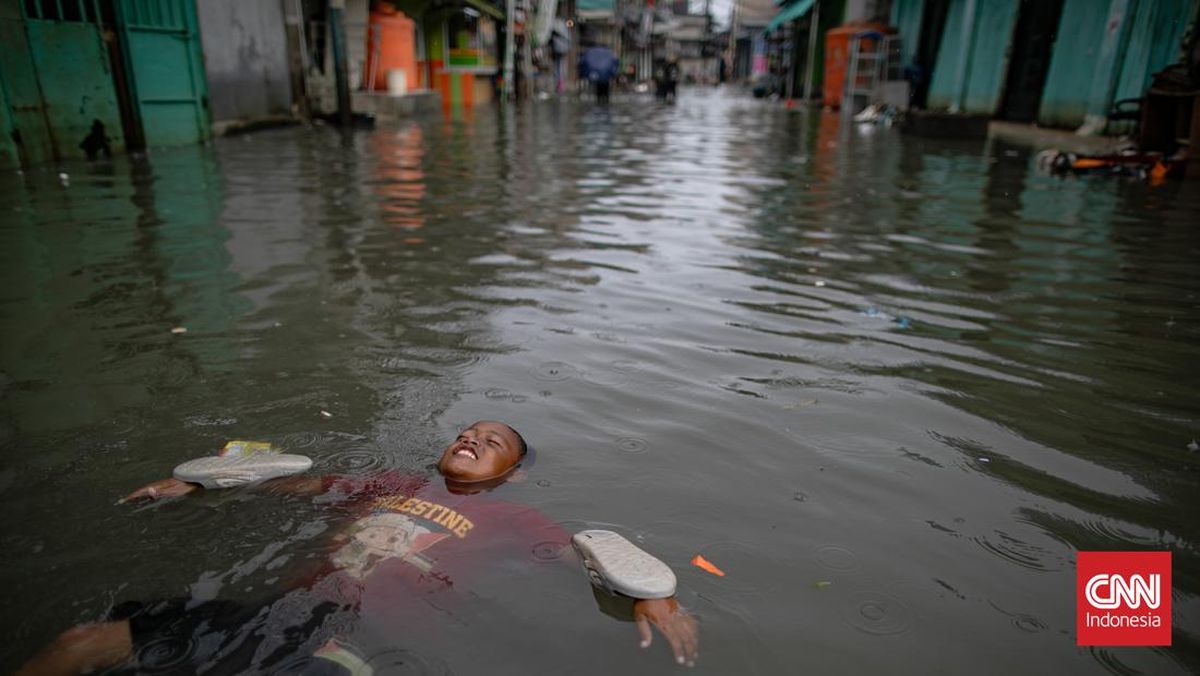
[579,43,620,103]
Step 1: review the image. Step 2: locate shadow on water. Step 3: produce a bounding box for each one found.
[0,90,1198,674]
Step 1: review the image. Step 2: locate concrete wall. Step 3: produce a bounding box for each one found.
[197,0,294,122]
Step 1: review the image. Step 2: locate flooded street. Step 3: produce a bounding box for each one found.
[2,89,1198,674]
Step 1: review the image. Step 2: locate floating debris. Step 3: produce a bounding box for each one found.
[784,398,819,409]
[691,554,726,577]
[170,327,187,334]
[319,410,334,419]
[814,580,832,589]
[978,457,990,463]
[815,280,826,287]
[1187,439,1199,453]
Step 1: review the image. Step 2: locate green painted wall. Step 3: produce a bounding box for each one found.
[926,0,1018,114]
[0,69,15,167]
[890,0,924,68]
[1112,0,1193,102]
[0,5,127,167]
[1038,0,1193,129]
[1036,0,1110,129]
[426,11,448,61]
[24,20,125,156]
[0,16,56,166]
[117,0,211,147]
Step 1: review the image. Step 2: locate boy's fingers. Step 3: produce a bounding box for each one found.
[681,621,698,664]
[661,623,686,665]
[635,615,653,648]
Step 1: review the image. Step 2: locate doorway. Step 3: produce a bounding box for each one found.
[999,0,1064,122]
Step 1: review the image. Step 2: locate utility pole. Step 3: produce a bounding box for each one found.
[803,0,819,100]
[522,0,535,97]
[703,0,711,80]
[504,0,516,101]
[726,0,739,80]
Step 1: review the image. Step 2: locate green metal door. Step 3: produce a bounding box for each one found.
[0,0,124,165]
[115,0,210,147]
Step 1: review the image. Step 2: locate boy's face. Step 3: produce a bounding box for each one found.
[437,421,523,484]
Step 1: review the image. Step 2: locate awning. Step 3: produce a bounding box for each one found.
[576,0,614,18]
[764,0,815,34]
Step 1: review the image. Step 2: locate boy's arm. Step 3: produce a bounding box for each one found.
[564,529,699,666]
[119,476,200,502]
[120,474,327,503]
[631,596,698,667]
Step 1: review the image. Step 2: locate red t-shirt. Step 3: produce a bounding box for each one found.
[304,471,571,621]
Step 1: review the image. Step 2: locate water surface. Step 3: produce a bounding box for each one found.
[1,89,1198,674]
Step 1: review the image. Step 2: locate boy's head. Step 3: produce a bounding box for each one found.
[437,421,527,487]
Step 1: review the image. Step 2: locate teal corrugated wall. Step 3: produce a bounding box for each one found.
[925,0,966,110]
[890,0,924,68]
[1038,0,1193,129]
[1037,0,1110,128]
[1113,0,1193,102]
[926,0,1018,113]
[961,0,1018,113]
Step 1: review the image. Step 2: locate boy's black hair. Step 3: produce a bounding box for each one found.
[510,427,529,456]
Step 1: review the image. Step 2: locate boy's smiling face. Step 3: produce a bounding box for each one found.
[437,421,524,484]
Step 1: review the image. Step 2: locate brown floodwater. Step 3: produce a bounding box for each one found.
[1,88,1198,674]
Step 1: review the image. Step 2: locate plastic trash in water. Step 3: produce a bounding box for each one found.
[894,316,911,330]
[691,554,726,577]
[219,440,276,458]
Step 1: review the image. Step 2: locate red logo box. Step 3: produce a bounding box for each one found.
[1077,551,1171,646]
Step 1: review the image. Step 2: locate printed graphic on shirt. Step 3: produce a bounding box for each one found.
[331,512,449,580]
[330,496,476,580]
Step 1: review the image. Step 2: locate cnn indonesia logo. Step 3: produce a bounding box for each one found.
[1077,551,1171,646]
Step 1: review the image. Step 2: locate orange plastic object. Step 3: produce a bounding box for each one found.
[366,7,419,93]
[691,554,726,577]
[823,22,895,109]
[1150,161,1168,185]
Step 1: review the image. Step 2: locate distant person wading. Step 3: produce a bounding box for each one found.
[580,44,620,104]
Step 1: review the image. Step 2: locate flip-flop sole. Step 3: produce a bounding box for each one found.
[572,529,677,599]
[174,454,313,489]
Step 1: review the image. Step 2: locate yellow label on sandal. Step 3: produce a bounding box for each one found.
[218,440,276,458]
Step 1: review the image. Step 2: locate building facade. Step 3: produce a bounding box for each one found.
[896,0,1198,131]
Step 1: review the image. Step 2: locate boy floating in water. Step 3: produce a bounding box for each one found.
[18,421,698,674]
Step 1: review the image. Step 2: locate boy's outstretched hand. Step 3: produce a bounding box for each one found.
[633,597,698,667]
[119,477,199,503]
